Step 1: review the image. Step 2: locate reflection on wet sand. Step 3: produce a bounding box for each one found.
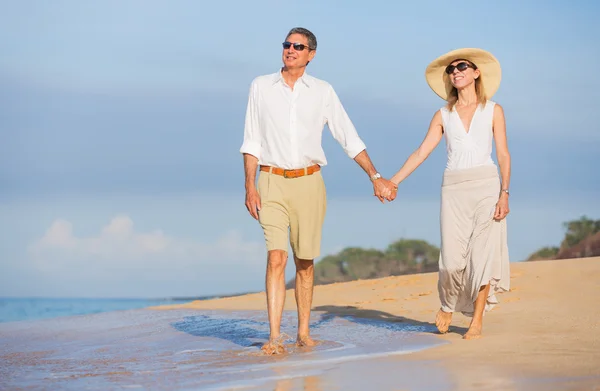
[273,375,322,391]
[0,308,445,390]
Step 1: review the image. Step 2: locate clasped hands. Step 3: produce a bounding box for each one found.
[372,178,398,203]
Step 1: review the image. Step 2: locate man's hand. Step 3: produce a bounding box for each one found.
[350,150,397,203]
[245,187,261,220]
[494,193,509,220]
[373,178,397,203]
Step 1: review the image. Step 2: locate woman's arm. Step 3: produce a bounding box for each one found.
[493,104,511,190]
[390,110,444,186]
[493,103,511,220]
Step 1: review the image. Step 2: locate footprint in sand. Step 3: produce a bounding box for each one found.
[406,291,432,299]
[359,280,379,287]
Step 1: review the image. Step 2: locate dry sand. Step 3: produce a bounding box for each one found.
[158,257,600,388]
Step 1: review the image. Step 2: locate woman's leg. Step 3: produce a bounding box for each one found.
[436,185,470,333]
[464,283,490,339]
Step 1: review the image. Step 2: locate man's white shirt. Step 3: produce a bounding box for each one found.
[239,70,366,169]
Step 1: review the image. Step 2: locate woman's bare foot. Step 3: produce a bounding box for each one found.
[296,335,318,347]
[463,323,482,340]
[435,309,453,334]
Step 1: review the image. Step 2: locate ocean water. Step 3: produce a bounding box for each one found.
[0,307,450,390]
[0,297,189,323]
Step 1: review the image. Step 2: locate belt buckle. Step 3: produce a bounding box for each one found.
[283,169,294,178]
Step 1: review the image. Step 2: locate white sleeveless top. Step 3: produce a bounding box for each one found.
[440,100,496,171]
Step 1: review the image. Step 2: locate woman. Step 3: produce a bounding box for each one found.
[387,48,511,339]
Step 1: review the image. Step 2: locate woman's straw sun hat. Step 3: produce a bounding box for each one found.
[425,48,502,101]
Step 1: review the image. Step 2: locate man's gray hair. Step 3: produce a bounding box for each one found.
[286,27,317,50]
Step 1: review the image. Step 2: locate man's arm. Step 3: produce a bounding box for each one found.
[243,153,261,219]
[324,85,396,202]
[244,153,259,191]
[240,80,262,160]
[353,150,397,202]
[353,150,378,178]
[324,85,368,161]
[240,79,262,219]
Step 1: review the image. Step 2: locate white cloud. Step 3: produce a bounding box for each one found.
[7,194,599,298]
[28,214,265,272]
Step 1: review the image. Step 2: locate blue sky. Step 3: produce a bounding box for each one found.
[1,1,599,298]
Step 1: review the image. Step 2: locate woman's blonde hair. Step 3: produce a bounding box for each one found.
[446,60,487,111]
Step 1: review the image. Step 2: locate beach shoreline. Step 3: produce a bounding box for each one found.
[2,257,598,390]
[154,256,600,388]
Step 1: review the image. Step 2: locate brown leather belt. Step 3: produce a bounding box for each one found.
[260,164,320,178]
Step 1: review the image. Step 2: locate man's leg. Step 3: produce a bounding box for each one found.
[294,255,316,346]
[263,249,288,351]
[288,171,326,346]
[256,172,290,354]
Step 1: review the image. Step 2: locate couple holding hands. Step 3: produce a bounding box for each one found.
[240,27,511,355]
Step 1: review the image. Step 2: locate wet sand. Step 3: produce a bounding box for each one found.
[1,307,447,390]
[2,257,598,390]
[159,256,600,389]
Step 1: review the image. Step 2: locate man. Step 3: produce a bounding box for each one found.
[240,27,397,355]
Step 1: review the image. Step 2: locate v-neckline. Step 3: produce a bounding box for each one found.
[455,104,479,135]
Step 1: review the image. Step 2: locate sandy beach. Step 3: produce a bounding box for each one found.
[159,256,600,389]
[2,257,598,390]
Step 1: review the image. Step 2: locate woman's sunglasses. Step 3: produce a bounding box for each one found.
[282,41,312,51]
[445,61,477,74]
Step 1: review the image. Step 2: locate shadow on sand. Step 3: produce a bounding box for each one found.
[311,305,468,335]
[170,306,467,351]
[171,314,269,349]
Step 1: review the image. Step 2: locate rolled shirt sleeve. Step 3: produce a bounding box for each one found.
[324,84,366,159]
[239,79,262,159]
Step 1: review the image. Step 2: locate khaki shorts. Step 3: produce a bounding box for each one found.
[257,169,327,260]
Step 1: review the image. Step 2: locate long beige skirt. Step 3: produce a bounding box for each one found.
[438,164,510,317]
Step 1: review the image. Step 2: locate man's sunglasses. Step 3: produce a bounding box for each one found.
[445,61,477,74]
[282,41,312,51]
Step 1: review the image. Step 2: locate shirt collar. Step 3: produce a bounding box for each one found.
[272,68,312,88]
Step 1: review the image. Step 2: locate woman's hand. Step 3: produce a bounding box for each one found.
[494,193,510,220]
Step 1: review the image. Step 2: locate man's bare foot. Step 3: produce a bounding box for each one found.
[463,324,482,340]
[260,334,290,355]
[296,335,318,347]
[261,340,285,355]
[435,309,452,334]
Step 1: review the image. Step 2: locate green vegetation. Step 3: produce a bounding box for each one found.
[284,215,598,289]
[526,216,600,261]
[560,216,600,249]
[286,239,440,288]
[526,246,559,262]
